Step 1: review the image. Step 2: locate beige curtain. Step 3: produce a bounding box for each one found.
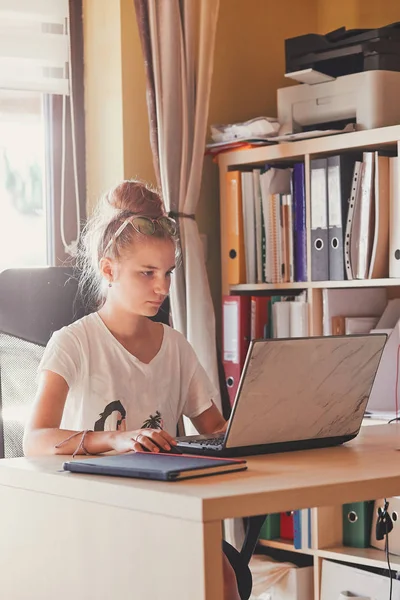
[134,0,222,419]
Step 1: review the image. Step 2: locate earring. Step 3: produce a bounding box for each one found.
[108,281,112,288]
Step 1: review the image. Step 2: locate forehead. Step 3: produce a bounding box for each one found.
[122,236,176,266]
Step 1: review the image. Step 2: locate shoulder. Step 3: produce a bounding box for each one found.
[164,325,192,349]
[48,312,99,351]
[163,325,199,362]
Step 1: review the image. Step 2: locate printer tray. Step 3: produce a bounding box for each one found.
[286,22,400,77]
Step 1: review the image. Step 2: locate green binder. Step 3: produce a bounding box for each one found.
[259,513,280,541]
[342,501,374,548]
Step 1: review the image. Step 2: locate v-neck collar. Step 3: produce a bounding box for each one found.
[93,312,166,367]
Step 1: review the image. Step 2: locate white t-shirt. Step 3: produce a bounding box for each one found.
[38,312,216,436]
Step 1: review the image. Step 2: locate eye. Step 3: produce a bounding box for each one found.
[166,270,174,277]
[141,271,154,277]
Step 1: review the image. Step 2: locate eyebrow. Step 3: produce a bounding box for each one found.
[141,265,176,271]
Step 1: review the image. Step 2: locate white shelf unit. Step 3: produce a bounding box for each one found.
[217,126,400,598]
[217,124,400,336]
[256,503,397,599]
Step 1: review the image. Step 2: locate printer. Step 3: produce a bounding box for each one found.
[278,22,400,133]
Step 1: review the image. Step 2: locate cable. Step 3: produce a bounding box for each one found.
[60,13,80,256]
[385,505,393,600]
[376,499,394,600]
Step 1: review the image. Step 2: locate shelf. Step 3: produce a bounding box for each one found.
[217,124,400,169]
[318,546,400,570]
[258,538,314,555]
[230,278,400,292]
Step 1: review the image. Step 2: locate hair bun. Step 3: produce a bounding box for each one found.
[106,180,164,218]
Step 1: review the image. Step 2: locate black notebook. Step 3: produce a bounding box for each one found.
[63,452,247,482]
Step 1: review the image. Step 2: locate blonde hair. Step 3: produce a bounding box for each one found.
[77,179,177,310]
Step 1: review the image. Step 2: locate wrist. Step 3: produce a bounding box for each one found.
[85,430,116,454]
[105,430,117,451]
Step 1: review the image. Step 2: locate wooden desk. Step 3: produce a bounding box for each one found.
[0,425,399,600]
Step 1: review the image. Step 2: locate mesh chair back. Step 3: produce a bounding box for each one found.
[0,267,85,458]
[0,334,44,458]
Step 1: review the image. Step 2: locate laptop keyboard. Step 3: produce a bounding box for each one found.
[185,435,225,447]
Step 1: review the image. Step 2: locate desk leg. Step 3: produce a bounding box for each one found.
[0,484,224,600]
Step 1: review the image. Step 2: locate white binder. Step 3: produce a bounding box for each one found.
[368,153,390,278]
[344,161,362,280]
[389,156,400,277]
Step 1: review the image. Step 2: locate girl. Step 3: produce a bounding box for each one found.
[23,179,240,600]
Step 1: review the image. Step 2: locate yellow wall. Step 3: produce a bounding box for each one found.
[83,0,154,211]
[318,0,400,32]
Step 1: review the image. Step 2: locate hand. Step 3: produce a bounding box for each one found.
[109,428,177,454]
[214,420,228,434]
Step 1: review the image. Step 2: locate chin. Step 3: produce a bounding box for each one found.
[144,304,162,317]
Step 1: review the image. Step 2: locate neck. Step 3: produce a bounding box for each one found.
[98,300,150,341]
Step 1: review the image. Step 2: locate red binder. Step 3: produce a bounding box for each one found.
[280,511,294,540]
[222,295,251,407]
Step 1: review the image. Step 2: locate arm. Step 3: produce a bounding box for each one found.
[23,370,175,456]
[190,401,227,435]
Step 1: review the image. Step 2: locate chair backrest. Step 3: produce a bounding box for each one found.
[0,267,85,458]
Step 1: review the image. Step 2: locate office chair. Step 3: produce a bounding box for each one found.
[0,267,86,458]
[0,267,171,459]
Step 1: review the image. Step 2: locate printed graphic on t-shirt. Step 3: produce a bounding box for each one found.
[141,410,163,429]
[94,400,127,431]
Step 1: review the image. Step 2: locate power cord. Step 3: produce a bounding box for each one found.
[375,498,394,600]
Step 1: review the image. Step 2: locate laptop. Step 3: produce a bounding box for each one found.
[176,334,387,457]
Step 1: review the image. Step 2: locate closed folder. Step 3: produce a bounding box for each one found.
[310,158,329,281]
[259,514,280,541]
[226,171,246,284]
[389,157,400,277]
[280,511,294,540]
[327,154,358,281]
[63,452,247,481]
[342,501,374,548]
[344,161,363,280]
[354,152,375,279]
[368,154,389,278]
[222,295,251,406]
[293,163,307,282]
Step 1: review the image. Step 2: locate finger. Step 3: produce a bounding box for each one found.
[149,429,176,447]
[147,430,173,450]
[132,441,144,453]
[136,433,160,453]
[159,430,177,445]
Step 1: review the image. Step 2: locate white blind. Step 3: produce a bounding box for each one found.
[0,0,70,95]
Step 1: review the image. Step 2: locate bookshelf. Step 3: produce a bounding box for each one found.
[257,504,400,598]
[218,124,400,337]
[217,125,400,598]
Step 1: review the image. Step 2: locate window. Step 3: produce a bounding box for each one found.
[0,0,85,272]
[0,90,48,270]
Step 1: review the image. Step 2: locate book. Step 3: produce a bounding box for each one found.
[63,452,247,482]
[293,163,307,282]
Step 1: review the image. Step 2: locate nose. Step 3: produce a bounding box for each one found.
[154,275,170,297]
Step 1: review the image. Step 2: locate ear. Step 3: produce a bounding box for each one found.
[99,257,115,284]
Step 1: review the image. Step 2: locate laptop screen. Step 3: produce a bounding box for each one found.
[226,334,386,449]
